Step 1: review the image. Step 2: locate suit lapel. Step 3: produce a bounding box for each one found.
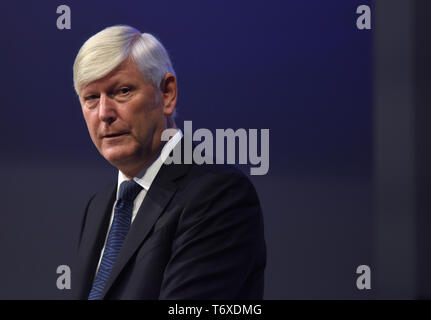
[77,182,116,298]
[101,139,191,299]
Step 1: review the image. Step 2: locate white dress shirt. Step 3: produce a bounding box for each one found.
[95,129,183,273]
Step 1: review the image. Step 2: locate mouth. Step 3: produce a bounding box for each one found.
[103,132,129,139]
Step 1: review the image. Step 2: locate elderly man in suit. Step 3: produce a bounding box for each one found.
[72,25,266,300]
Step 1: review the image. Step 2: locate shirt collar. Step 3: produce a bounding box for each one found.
[116,129,183,197]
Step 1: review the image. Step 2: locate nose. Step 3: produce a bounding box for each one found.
[98,94,117,124]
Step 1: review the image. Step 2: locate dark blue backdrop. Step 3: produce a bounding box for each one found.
[0,0,372,299]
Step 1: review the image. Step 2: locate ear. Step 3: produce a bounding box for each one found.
[160,73,177,116]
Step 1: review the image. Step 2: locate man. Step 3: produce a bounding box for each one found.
[72,25,266,299]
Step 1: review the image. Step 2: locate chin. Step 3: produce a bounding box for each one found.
[102,147,137,167]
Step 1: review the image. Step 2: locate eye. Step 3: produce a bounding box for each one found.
[119,87,131,95]
[84,94,99,101]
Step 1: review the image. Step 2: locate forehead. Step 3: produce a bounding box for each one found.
[81,59,145,94]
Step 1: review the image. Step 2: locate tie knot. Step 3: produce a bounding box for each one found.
[118,180,143,203]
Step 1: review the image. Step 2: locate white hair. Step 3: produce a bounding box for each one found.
[73,25,176,96]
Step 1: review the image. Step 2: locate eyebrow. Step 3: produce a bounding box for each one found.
[82,81,122,96]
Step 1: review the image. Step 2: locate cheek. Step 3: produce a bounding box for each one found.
[130,112,157,139]
[83,114,98,139]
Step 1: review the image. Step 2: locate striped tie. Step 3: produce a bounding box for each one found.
[88,180,143,300]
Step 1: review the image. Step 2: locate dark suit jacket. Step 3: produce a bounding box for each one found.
[73,139,266,299]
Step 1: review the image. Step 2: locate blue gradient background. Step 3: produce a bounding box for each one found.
[0,0,372,298]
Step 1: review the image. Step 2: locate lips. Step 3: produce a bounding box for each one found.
[102,132,129,139]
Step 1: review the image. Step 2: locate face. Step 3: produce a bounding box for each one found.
[80,59,173,177]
